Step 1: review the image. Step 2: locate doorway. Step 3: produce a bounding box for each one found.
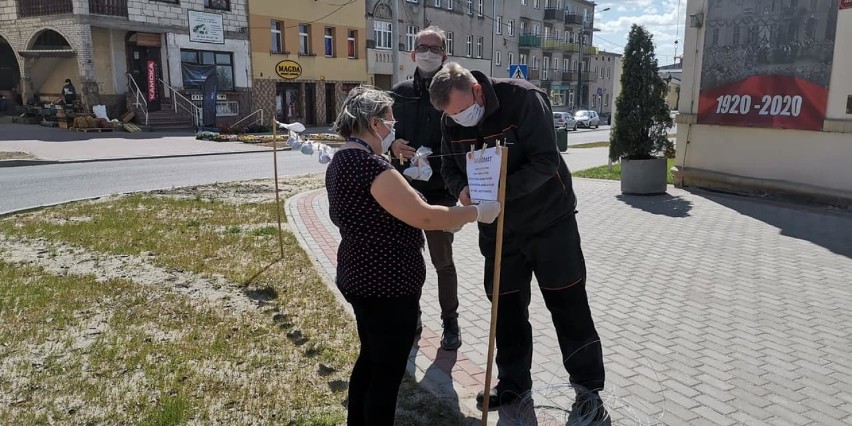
[305,83,316,125]
[325,83,336,125]
[126,32,162,112]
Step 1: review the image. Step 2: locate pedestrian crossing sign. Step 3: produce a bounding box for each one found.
[508,64,528,80]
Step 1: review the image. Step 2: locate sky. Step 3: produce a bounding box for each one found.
[594,0,687,66]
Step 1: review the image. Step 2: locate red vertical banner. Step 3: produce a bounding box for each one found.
[698,0,839,131]
[147,61,157,102]
[841,0,852,9]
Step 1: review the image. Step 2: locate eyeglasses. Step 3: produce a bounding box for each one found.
[382,119,396,130]
[415,44,444,54]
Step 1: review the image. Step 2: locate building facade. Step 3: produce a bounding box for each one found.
[366,0,494,89]
[676,0,852,204]
[0,0,252,126]
[492,0,608,112]
[249,0,367,126]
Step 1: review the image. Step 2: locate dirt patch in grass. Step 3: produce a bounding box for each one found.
[0,174,469,425]
[0,151,38,161]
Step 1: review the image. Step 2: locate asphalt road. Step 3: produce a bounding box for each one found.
[0,151,327,215]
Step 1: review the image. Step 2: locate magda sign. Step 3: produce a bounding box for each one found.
[276,60,302,80]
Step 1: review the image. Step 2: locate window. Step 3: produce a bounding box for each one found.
[605,94,610,106]
[520,21,526,35]
[520,53,527,65]
[495,50,502,66]
[180,49,234,91]
[204,0,229,10]
[496,16,502,34]
[299,24,311,55]
[508,52,514,66]
[271,21,283,53]
[599,65,604,78]
[543,56,549,79]
[467,0,473,14]
[533,23,540,36]
[435,0,441,6]
[447,0,454,9]
[563,58,569,72]
[478,0,483,16]
[534,0,540,8]
[476,36,483,58]
[521,0,527,5]
[507,19,514,36]
[447,32,454,55]
[532,56,539,71]
[592,95,597,107]
[347,30,357,58]
[375,21,392,49]
[323,28,335,57]
[466,35,472,57]
[406,26,419,51]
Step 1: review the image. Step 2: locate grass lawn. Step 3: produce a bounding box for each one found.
[574,158,676,184]
[0,177,469,425]
[568,141,610,149]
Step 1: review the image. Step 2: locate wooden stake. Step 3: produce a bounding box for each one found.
[271,119,285,259]
[481,145,509,424]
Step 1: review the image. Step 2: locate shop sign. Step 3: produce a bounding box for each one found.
[188,10,225,44]
[147,61,157,102]
[276,60,302,80]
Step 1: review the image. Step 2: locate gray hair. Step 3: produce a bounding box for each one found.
[333,85,394,138]
[415,26,447,50]
[429,62,477,110]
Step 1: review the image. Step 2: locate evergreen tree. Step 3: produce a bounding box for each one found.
[610,24,673,161]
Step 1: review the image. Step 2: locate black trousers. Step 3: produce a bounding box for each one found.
[424,230,459,320]
[481,216,605,393]
[347,294,419,426]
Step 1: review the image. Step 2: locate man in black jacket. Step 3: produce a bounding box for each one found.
[389,27,462,351]
[429,62,609,424]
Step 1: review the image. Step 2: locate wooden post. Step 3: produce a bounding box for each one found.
[271,119,285,259]
[480,145,510,424]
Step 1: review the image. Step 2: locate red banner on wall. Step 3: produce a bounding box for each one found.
[147,60,157,102]
[841,0,852,9]
[698,0,838,131]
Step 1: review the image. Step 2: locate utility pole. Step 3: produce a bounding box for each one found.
[391,0,400,86]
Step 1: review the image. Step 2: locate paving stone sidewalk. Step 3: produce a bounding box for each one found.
[287,176,852,425]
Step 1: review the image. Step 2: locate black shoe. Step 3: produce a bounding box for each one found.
[475,387,522,411]
[440,318,461,351]
[567,391,610,426]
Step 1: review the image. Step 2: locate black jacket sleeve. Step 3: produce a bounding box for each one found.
[505,90,561,201]
[440,116,468,198]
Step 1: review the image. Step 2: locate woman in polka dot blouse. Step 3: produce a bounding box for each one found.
[326,86,500,426]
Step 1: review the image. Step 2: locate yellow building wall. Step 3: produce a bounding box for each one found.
[249,0,367,83]
[91,27,116,95]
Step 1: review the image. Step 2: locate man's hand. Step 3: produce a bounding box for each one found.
[391,139,416,162]
[459,186,472,206]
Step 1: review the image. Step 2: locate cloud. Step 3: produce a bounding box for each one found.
[594,0,686,63]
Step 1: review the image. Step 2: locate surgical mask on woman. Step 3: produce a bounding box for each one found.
[373,119,396,153]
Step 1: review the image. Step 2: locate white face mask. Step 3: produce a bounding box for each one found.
[415,52,443,74]
[450,102,485,127]
[374,120,396,153]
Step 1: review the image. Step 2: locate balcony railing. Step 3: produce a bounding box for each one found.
[544,8,566,22]
[561,71,578,81]
[528,69,541,80]
[565,14,584,26]
[519,33,542,48]
[90,0,128,17]
[542,38,564,51]
[17,0,73,17]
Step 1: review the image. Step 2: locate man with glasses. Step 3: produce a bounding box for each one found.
[428,62,609,424]
[388,27,462,351]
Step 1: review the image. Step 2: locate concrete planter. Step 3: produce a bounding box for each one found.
[621,157,668,195]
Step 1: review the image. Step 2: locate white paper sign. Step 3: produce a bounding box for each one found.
[466,147,501,202]
[188,10,225,44]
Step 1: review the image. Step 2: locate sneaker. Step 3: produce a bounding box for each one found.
[440,318,461,351]
[476,387,522,412]
[567,391,610,426]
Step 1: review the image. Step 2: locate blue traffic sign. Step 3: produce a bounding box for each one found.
[508,64,528,80]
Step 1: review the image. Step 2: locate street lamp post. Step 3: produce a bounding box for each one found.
[577,7,609,110]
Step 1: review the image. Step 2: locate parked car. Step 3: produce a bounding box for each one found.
[574,110,600,128]
[553,112,577,130]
